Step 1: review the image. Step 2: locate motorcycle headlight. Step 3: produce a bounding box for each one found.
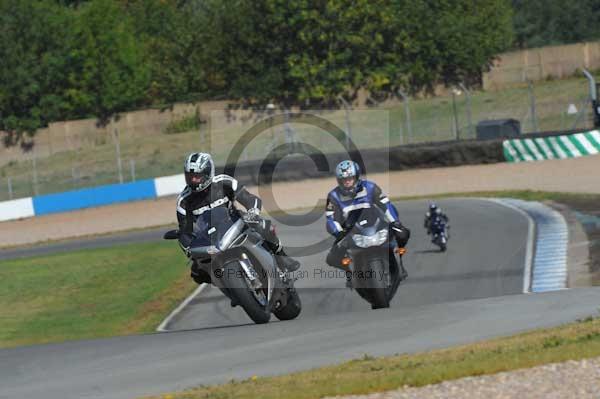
[352,229,388,248]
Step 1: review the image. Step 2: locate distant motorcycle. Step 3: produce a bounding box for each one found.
[164,207,301,324]
[336,207,406,309]
[429,217,450,252]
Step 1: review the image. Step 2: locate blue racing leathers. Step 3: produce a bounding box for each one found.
[325,180,410,268]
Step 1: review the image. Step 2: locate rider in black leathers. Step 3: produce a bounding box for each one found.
[176,152,300,285]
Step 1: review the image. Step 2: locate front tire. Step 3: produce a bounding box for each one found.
[358,258,389,309]
[221,261,271,324]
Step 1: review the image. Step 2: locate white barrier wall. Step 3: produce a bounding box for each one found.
[154,174,186,198]
[0,198,35,222]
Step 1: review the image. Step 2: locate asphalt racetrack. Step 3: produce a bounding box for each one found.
[2,198,600,399]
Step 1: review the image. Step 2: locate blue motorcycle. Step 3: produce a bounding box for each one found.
[429,217,450,252]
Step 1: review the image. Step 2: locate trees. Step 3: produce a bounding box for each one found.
[124,0,209,104]
[0,0,149,145]
[0,0,74,146]
[0,0,515,145]
[512,0,600,49]
[393,0,514,91]
[200,0,513,103]
[66,0,150,125]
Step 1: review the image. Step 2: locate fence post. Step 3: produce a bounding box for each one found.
[527,80,539,132]
[283,109,298,152]
[459,83,473,138]
[130,159,136,182]
[337,95,352,150]
[451,90,460,140]
[111,117,124,184]
[397,89,412,145]
[71,166,79,188]
[7,177,13,200]
[32,154,39,196]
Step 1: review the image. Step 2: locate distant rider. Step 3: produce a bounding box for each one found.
[324,160,410,281]
[424,202,449,235]
[176,152,300,285]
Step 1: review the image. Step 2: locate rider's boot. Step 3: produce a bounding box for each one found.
[274,247,301,272]
[190,261,212,285]
[261,223,301,273]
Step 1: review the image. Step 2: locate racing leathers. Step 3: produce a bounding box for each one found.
[424,210,449,235]
[176,174,299,284]
[325,180,410,269]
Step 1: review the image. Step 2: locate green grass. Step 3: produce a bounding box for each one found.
[143,315,600,399]
[163,111,206,135]
[0,241,195,348]
[0,74,597,201]
[388,76,594,145]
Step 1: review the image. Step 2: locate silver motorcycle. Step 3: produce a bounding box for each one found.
[164,207,301,324]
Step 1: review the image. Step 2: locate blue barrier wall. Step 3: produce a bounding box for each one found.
[32,179,158,216]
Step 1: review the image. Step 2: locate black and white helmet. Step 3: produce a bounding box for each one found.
[184,152,214,192]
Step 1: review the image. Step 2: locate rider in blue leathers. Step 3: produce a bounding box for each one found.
[325,160,410,275]
[424,202,449,236]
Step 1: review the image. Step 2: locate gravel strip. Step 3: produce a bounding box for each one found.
[329,356,600,399]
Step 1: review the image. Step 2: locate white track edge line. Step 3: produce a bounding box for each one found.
[483,198,535,294]
[156,283,208,332]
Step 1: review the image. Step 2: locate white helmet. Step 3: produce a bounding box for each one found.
[184,152,214,192]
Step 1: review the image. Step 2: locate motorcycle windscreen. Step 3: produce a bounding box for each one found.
[347,206,386,236]
[191,207,240,248]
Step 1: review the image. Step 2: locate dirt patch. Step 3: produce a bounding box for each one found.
[2,154,600,248]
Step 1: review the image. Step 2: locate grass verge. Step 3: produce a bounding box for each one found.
[0,240,194,348]
[143,315,600,399]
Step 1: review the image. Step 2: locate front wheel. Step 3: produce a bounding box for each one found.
[273,288,302,321]
[221,261,271,324]
[439,235,447,252]
[357,258,389,309]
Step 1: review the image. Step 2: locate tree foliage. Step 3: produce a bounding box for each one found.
[66,0,150,125]
[0,0,74,145]
[0,0,516,145]
[513,0,600,48]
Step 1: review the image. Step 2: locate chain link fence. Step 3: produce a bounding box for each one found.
[0,79,596,202]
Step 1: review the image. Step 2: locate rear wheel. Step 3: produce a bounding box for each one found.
[273,288,302,321]
[221,261,271,324]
